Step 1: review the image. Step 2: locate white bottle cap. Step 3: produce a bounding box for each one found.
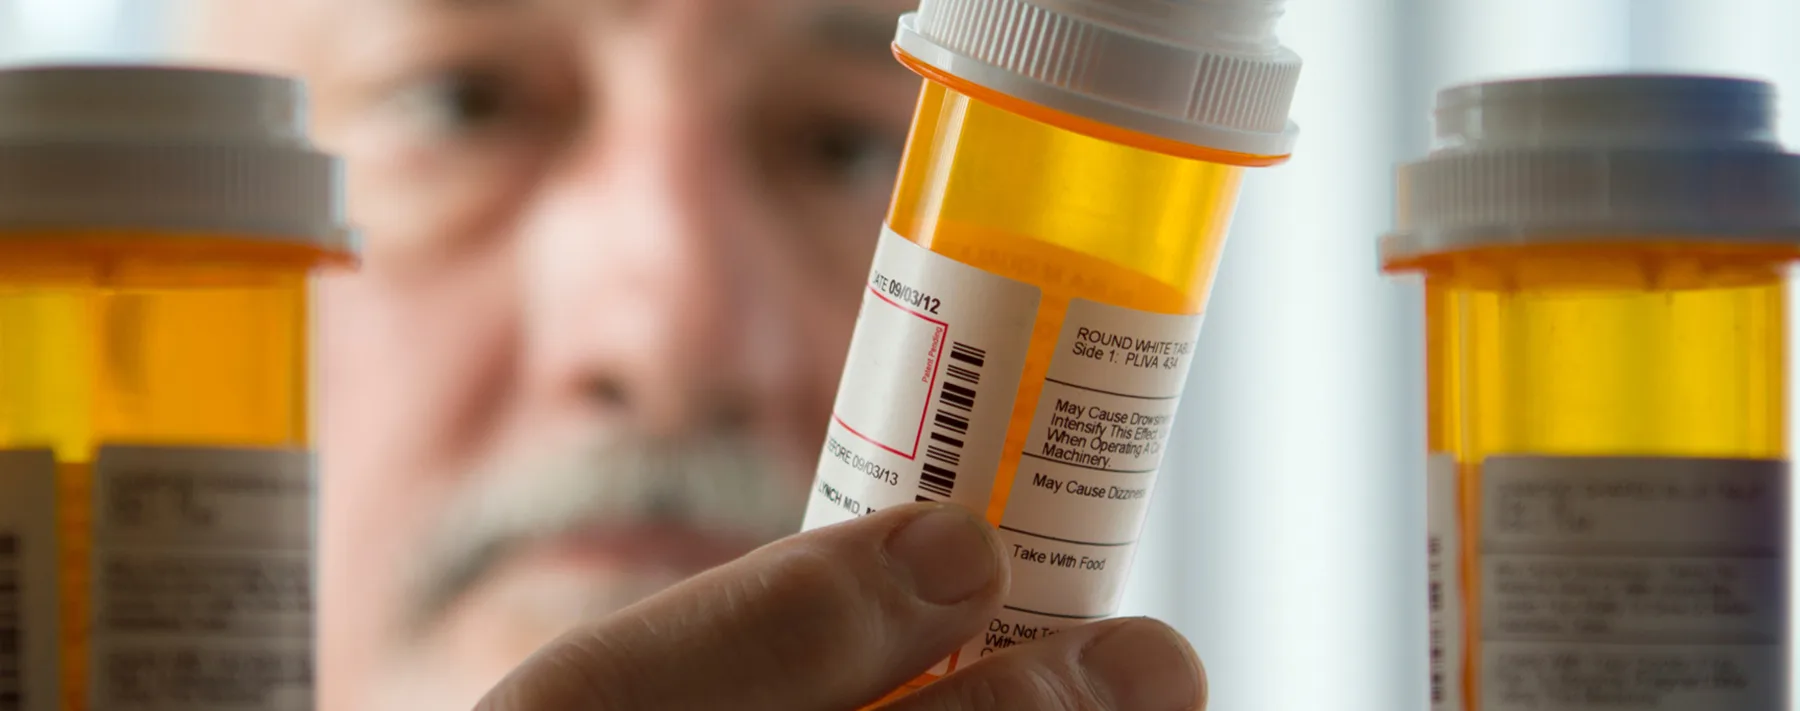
[0,65,350,252]
[895,0,1303,157]
[1384,74,1800,264]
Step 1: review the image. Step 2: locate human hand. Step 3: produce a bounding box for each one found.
[474,502,1207,710]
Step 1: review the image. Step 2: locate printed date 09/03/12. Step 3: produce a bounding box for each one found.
[872,270,942,315]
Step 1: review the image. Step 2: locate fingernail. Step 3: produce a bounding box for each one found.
[1082,619,1206,711]
[885,505,1000,605]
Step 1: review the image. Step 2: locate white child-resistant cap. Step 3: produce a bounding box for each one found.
[1383,74,1800,263]
[0,65,351,252]
[895,0,1303,157]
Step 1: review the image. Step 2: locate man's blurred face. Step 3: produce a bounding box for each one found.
[196,1,920,708]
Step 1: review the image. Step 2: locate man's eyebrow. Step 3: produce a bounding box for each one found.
[806,6,904,61]
[409,0,899,54]
[413,0,512,8]
[412,0,605,13]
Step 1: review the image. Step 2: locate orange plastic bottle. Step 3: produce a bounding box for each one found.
[799,0,1304,697]
[1383,74,1798,711]
[0,66,351,711]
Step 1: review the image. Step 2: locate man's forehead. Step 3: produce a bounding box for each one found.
[192,0,916,78]
[389,0,911,31]
[351,0,912,64]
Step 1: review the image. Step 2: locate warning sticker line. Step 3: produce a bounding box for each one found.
[1484,635,1783,645]
[1042,377,1180,401]
[1480,546,1780,559]
[1002,604,1110,620]
[997,525,1135,548]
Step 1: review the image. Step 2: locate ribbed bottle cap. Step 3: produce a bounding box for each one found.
[895,0,1303,157]
[1435,74,1779,150]
[0,65,350,251]
[1383,74,1800,264]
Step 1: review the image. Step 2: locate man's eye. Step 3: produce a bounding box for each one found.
[805,120,904,187]
[389,69,519,136]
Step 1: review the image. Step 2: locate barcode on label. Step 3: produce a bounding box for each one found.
[1428,534,1445,707]
[0,533,20,711]
[917,342,984,502]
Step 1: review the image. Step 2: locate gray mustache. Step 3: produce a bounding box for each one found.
[402,430,808,637]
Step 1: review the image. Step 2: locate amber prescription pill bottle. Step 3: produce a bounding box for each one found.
[799,0,1305,692]
[1382,75,1799,711]
[0,66,351,711]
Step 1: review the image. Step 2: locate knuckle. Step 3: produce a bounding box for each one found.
[738,544,885,677]
[535,637,632,705]
[477,630,638,710]
[953,665,1089,711]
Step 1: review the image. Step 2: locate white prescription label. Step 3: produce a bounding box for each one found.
[958,298,1201,667]
[90,446,313,711]
[0,450,60,711]
[802,227,1040,676]
[802,228,1040,534]
[1427,454,1464,711]
[1471,456,1789,711]
[802,228,1206,677]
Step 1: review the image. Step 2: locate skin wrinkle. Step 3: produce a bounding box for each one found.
[951,665,1070,711]
[562,628,637,709]
[965,675,1007,711]
[1051,666,1098,711]
[631,591,709,705]
[1020,660,1090,711]
[526,604,664,711]
[1074,628,1125,711]
[857,547,910,699]
[748,541,884,709]
[756,545,874,698]
[735,532,926,710]
[714,567,773,704]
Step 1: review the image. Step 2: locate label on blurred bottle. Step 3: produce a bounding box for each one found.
[1427,454,1464,711]
[90,445,313,711]
[0,449,61,711]
[803,226,1205,677]
[1456,456,1789,711]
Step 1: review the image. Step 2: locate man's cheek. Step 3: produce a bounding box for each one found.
[323,245,524,462]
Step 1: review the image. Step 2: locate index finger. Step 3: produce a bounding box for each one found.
[475,503,1009,711]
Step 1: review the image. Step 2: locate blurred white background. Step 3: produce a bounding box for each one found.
[0,0,175,62]
[1128,2,1800,710]
[5,0,1798,709]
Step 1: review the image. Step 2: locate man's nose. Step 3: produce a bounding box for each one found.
[519,104,802,436]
